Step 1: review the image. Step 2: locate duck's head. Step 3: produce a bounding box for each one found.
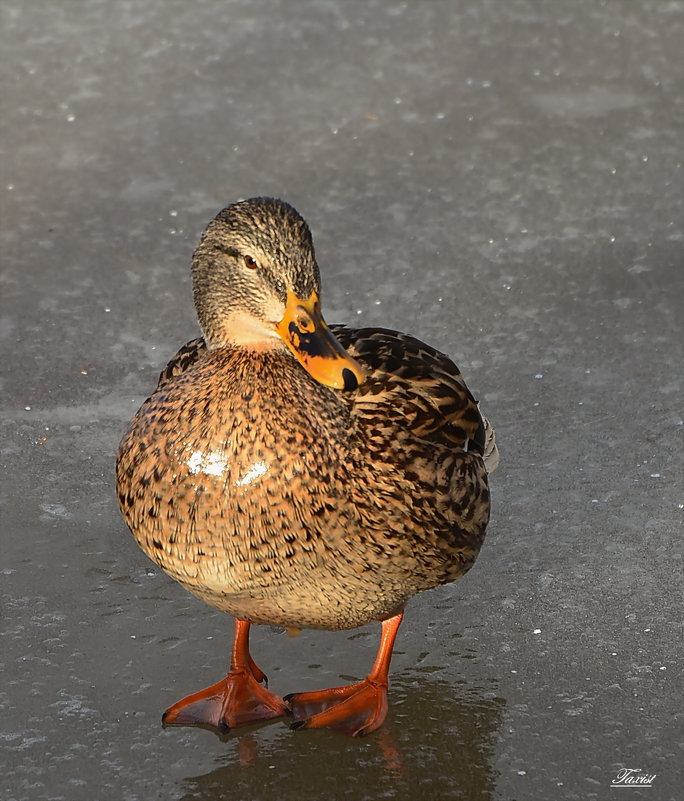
[191,197,365,391]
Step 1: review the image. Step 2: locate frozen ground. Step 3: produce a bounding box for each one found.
[1,1,682,800]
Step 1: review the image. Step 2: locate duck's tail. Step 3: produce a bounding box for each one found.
[482,415,499,473]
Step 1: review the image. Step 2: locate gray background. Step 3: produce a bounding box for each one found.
[1,1,682,800]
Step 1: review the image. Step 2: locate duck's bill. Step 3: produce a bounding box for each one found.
[275,290,366,391]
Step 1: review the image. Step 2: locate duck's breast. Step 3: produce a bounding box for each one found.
[117,348,355,597]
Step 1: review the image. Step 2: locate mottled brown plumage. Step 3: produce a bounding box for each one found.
[116,197,497,737]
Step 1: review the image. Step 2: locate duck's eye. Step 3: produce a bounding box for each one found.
[243,255,258,269]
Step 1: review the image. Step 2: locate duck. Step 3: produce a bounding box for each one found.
[116,197,498,738]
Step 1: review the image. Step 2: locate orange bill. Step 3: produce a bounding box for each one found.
[275,290,366,391]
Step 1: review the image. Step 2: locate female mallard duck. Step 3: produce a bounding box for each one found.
[116,197,498,737]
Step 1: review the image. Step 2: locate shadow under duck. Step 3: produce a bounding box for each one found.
[116,197,498,737]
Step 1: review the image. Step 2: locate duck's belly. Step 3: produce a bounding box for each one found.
[182,572,408,630]
[119,423,409,629]
[117,351,423,630]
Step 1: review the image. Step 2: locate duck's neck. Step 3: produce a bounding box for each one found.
[202,310,285,352]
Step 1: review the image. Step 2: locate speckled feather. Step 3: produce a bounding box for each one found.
[117,326,496,631]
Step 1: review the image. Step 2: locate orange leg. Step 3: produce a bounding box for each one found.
[285,610,404,737]
[162,619,288,733]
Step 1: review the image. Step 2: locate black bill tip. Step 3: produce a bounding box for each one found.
[342,367,359,392]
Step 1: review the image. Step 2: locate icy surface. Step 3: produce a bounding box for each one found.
[1,1,682,799]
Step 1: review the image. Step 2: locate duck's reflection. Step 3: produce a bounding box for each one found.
[175,675,505,801]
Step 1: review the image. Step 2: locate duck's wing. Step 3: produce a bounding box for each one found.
[331,325,498,471]
[156,337,208,391]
